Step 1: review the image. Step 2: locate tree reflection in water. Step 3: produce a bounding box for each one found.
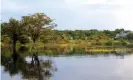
[1,48,57,80]
[2,46,131,80]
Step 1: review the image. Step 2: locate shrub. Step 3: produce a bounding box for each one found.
[113,41,121,46]
[104,41,113,46]
[126,43,133,48]
[112,40,127,46]
[121,40,127,45]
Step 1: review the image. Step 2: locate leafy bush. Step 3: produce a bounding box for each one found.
[104,41,113,46]
[112,40,127,46]
[121,40,127,45]
[113,41,121,46]
[126,43,133,48]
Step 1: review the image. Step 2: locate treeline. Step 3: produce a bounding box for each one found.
[1,13,133,49]
[54,29,133,40]
[51,29,133,47]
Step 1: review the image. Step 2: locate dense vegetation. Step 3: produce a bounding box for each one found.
[54,29,133,44]
[1,13,133,51]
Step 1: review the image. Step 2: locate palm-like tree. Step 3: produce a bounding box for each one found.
[1,18,26,52]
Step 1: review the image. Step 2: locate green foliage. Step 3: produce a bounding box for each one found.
[112,40,127,46]
[113,41,122,46]
[91,41,102,46]
[18,35,30,44]
[1,35,10,42]
[121,40,127,45]
[1,13,132,48]
[104,41,113,46]
[126,43,133,48]
[40,28,56,43]
[126,32,133,40]
[1,18,25,40]
[22,13,55,43]
[1,13,56,51]
[18,46,29,53]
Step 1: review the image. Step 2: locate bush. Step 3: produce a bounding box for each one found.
[121,40,127,45]
[104,41,113,46]
[126,43,133,48]
[112,40,127,46]
[113,41,121,46]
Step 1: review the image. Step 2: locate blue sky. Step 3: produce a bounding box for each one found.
[1,0,133,30]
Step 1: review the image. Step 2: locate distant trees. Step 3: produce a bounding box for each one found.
[51,29,132,46]
[54,30,113,41]
[126,33,133,41]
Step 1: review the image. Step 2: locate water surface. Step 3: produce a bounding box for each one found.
[1,47,133,80]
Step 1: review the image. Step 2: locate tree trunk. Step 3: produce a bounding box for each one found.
[13,34,17,53]
[31,41,38,52]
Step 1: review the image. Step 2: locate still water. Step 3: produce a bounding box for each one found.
[1,47,133,80]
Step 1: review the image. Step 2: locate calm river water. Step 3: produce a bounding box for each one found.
[1,47,133,80]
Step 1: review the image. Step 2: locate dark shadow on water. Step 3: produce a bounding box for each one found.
[112,51,125,59]
[1,49,57,80]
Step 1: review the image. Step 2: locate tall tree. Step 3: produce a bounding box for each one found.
[22,13,55,49]
[1,18,25,52]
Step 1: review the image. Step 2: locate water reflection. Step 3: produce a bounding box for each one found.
[1,46,133,80]
[41,46,133,56]
[1,49,57,80]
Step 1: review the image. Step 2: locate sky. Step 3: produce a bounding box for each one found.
[1,0,133,30]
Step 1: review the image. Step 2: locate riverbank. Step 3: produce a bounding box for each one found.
[21,43,133,53]
[1,42,133,54]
